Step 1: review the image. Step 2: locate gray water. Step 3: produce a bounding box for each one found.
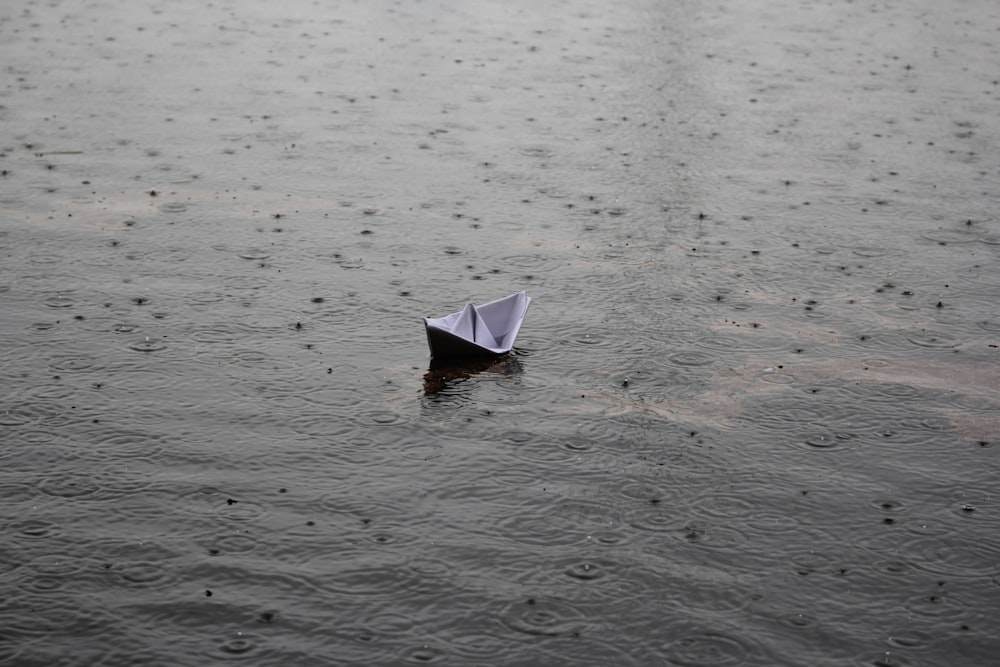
[1,0,999,665]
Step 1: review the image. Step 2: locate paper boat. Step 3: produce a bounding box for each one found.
[424,291,531,362]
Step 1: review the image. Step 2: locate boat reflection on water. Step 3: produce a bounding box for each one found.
[422,354,524,395]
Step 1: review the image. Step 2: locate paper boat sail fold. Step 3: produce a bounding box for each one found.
[424,291,531,362]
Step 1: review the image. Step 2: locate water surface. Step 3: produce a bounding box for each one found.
[1,0,999,665]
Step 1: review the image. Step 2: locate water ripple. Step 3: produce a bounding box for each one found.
[0,594,113,638]
[9,519,62,541]
[203,531,260,557]
[128,337,167,353]
[36,472,102,499]
[396,644,448,664]
[48,354,101,373]
[495,511,587,547]
[498,597,587,637]
[903,592,968,621]
[112,560,177,589]
[209,632,269,662]
[288,413,359,439]
[791,430,858,452]
[658,626,759,667]
[902,536,1000,579]
[304,556,429,599]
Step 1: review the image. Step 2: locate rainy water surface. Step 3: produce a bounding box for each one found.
[2,0,999,665]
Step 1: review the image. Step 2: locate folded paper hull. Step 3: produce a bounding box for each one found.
[424,291,530,362]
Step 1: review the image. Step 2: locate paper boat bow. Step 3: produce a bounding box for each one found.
[424,291,531,362]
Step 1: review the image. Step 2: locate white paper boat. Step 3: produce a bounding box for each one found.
[424,291,531,362]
